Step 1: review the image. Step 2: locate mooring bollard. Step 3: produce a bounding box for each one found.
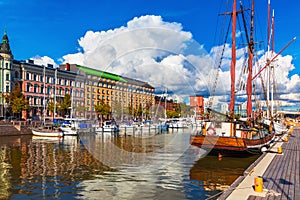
[283,137,288,142]
[254,177,263,193]
[277,146,282,154]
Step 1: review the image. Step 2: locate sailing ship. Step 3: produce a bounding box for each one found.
[190,0,277,155]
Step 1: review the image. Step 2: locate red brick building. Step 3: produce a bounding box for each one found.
[190,95,204,118]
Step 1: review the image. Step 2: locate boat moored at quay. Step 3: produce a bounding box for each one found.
[189,0,290,156]
[59,118,95,136]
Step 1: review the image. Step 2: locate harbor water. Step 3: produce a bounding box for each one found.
[0,129,259,199]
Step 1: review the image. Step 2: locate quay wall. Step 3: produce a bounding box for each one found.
[0,121,33,136]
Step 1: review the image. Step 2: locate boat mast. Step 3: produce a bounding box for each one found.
[266,0,271,119]
[229,0,237,117]
[164,87,167,120]
[43,65,46,125]
[270,9,275,118]
[53,68,57,121]
[246,0,254,120]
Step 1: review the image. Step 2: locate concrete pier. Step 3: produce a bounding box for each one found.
[219,127,299,200]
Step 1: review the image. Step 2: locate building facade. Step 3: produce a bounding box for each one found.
[0,31,14,119]
[59,64,155,120]
[190,95,204,118]
[0,32,155,120]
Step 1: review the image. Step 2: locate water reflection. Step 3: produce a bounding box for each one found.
[0,131,258,200]
[190,154,259,198]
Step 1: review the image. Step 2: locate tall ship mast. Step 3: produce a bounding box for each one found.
[191,0,276,156]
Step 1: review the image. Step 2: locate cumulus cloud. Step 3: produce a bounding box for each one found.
[56,15,298,110]
[30,55,59,68]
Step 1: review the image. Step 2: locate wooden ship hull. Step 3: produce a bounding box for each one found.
[191,133,274,152]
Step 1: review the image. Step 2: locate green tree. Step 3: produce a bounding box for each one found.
[94,100,111,124]
[47,101,55,117]
[58,94,71,117]
[4,85,29,119]
[74,105,86,117]
[166,110,179,118]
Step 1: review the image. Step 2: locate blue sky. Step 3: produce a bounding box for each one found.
[1,0,299,110]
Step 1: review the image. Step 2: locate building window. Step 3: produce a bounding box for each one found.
[34,84,38,93]
[5,73,9,81]
[26,83,31,92]
[33,74,37,81]
[6,85,9,92]
[5,63,8,69]
[41,86,44,94]
[26,73,30,80]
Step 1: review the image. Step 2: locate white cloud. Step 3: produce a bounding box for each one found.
[55,15,299,109]
[30,55,58,68]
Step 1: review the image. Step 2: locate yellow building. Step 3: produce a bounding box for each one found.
[59,64,155,120]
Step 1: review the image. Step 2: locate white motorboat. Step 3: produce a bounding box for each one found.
[32,126,63,137]
[59,118,94,136]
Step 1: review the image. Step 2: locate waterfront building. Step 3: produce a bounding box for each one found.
[0,31,155,120]
[14,60,86,119]
[59,64,155,120]
[190,95,204,118]
[0,31,13,119]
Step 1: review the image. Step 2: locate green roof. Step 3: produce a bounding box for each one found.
[76,65,127,82]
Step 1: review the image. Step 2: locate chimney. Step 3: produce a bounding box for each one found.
[66,63,70,71]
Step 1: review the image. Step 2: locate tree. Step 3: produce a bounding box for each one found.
[166,110,179,118]
[94,100,111,124]
[4,85,29,119]
[74,104,86,117]
[58,94,71,117]
[47,101,55,116]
